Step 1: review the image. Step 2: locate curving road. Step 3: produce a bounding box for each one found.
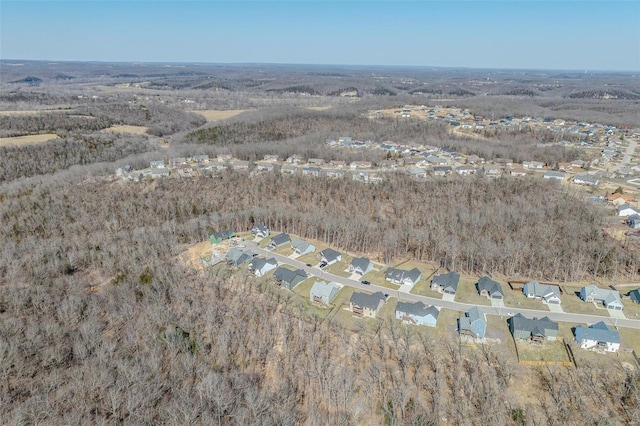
[245,241,640,330]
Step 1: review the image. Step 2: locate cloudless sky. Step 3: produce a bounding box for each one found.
[1,1,639,71]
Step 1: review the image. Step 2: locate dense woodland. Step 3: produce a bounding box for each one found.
[1,62,639,424]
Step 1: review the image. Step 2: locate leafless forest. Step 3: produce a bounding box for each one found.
[1,61,639,424]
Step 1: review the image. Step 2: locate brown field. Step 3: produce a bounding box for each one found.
[305,106,332,111]
[100,125,148,135]
[0,133,60,147]
[0,109,72,116]
[191,109,250,121]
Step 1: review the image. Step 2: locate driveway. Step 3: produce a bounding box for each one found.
[491,298,505,308]
[442,293,456,302]
[608,309,626,320]
[547,303,564,313]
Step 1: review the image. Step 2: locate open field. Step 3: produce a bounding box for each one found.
[559,290,610,316]
[100,125,149,135]
[191,109,250,121]
[502,287,551,311]
[0,109,72,116]
[305,106,332,111]
[0,133,60,147]
[455,278,491,306]
[516,340,571,363]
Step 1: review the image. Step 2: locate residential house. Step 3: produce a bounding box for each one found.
[317,248,342,265]
[458,307,487,339]
[248,257,278,277]
[629,288,640,304]
[325,170,346,179]
[286,155,303,164]
[580,285,623,310]
[225,248,255,267]
[352,171,370,182]
[618,204,638,217]
[509,314,559,343]
[432,166,453,176]
[425,155,448,166]
[494,158,514,167]
[483,165,502,177]
[280,165,298,175]
[273,266,307,291]
[403,157,420,167]
[348,257,373,276]
[330,160,346,168]
[267,233,291,250]
[455,165,477,175]
[407,167,427,178]
[169,157,187,166]
[574,174,599,186]
[308,158,325,166]
[150,160,165,168]
[210,229,237,244]
[510,167,528,177]
[255,161,275,172]
[385,267,422,286]
[523,161,544,169]
[608,193,634,206]
[466,155,483,164]
[523,280,562,304]
[291,238,316,256]
[217,154,232,162]
[543,171,566,180]
[574,322,621,352]
[477,277,504,299]
[310,281,341,306]
[231,161,250,170]
[350,161,372,169]
[349,291,386,318]
[396,301,440,327]
[627,215,640,229]
[431,272,460,294]
[571,159,585,169]
[151,168,170,179]
[177,164,194,177]
[379,160,397,169]
[301,166,322,177]
[193,154,210,163]
[251,224,270,238]
[263,154,279,162]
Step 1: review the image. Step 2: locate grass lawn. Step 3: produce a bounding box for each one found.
[324,260,352,278]
[516,340,571,363]
[621,291,640,319]
[486,315,518,359]
[292,277,317,298]
[455,279,490,306]
[410,280,443,299]
[297,252,320,266]
[619,327,640,353]
[393,259,438,279]
[272,245,294,256]
[502,288,550,310]
[559,290,609,316]
[361,267,400,290]
[435,308,459,338]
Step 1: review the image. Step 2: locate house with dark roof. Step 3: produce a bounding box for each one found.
[508,314,559,343]
[310,281,341,306]
[432,165,453,176]
[267,233,291,250]
[349,291,386,318]
[248,257,278,277]
[627,214,640,229]
[273,266,307,291]
[574,322,620,352]
[301,166,322,177]
[629,288,640,304]
[385,267,422,286]
[573,174,600,186]
[458,307,487,339]
[617,204,638,217]
[348,257,373,275]
[291,238,316,256]
[317,248,342,265]
[580,285,623,310]
[396,301,440,327]
[225,248,255,267]
[210,229,237,244]
[477,277,504,299]
[523,280,562,304]
[251,224,270,238]
[431,272,460,294]
[543,171,565,180]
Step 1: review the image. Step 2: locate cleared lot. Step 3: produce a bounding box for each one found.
[0,133,59,147]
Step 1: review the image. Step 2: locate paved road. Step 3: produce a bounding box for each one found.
[244,241,640,330]
[612,139,637,172]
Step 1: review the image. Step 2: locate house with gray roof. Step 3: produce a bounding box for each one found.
[523,161,544,169]
[396,301,439,327]
[310,281,341,306]
[629,288,640,304]
[348,257,373,275]
[251,224,270,238]
[431,272,460,294]
[543,170,565,180]
[432,165,453,176]
[317,248,342,265]
[248,257,278,277]
[349,291,386,318]
[523,280,562,304]
[273,266,307,291]
[225,248,255,267]
[574,321,620,352]
[477,277,504,299]
[573,174,600,186]
[210,229,237,244]
[627,214,640,229]
[291,238,316,256]
[580,285,623,310]
[385,267,422,286]
[301,166,321,177]
[407,167,427,178]
[618,204,638,217]
[458,307,487,339]
[267,233,290,250]
[508,314,559,343]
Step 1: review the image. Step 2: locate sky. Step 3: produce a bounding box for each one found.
[1,1,639,71]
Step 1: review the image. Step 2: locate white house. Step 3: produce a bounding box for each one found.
[574,321,621,352]
[248,257,278,277]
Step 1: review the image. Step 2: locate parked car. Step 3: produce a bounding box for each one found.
[361,280,370,285]
[319,262,327,268]
[305,263,312,267]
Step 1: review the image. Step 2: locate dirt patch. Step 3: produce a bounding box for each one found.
[0,133,60,147]
[191,109,249,122]
[0,109,72,116]
[100,125,148,135]
[305,106,332,111]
